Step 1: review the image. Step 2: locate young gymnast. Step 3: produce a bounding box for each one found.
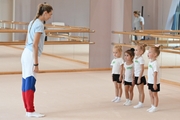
[147,45,161,112]
[123,48,135,106]
[133,44,147,108]
[111,45,124,103]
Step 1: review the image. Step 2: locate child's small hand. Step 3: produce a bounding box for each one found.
[119,78,122,83]
[153,84,157,90]
[137,78,141,84]
[132,80,135,85]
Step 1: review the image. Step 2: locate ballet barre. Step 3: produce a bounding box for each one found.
[0,41,95,45]
[112,31,180,39]
[112,43,180,55]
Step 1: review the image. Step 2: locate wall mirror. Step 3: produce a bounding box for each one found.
[132,0,180,83]
[0,0,91,74]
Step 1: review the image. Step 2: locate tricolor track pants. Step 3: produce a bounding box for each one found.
[21,48,36,112]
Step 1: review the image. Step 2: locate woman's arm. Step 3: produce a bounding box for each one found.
[33,32,41,72]
[140,21,144,30]
[25,34,28,45]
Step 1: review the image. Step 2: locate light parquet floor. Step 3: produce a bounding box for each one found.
[0,71,179,120]
[0,44,179,120]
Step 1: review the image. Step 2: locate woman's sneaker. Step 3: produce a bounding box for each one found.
[26,112,45,118]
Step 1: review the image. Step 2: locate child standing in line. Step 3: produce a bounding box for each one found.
[111,45,124,103]
[147,45,161,112]
[133,44,147,108]
[123,48,135,106]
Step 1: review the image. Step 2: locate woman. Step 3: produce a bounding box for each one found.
[133,11,145,40]
[21,3,53,118]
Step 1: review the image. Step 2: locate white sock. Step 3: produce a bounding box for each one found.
[113,96,118,100]
[139,102,143,105]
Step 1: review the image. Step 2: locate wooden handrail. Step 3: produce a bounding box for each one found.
[135,30,180,33]
[45,24,90,30]
[0,20,95,33]
[134,40,180,44]
[112,31,180,39]
[0,29,27,33]
[112,43,180,54]
[0,41,95,45]
[47,33,88,41]
[0,29,94,33]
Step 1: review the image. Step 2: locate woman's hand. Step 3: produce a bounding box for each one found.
[33,66,39,73]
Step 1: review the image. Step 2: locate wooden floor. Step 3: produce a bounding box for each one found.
[0,44,179,119]
[0,71,179,120]
[0,45,180,73]
[0,45,89,72]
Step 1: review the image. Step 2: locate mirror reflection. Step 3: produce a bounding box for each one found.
[0,0,91,73]
[132,0,180,83]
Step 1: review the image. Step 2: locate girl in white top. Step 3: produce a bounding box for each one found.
[147,45,161,112]
[111,45,124,103]
[123,48,135,106]
[133,44,147,109]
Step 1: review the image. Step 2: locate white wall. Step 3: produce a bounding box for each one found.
[156,0,180,30]
[14,0,89,26]
[0,0,13,41]
[89,0,133,68]
[158,0,173,29]
[89,0,112,68]
[13,0,90,40]
[165,0,180,29]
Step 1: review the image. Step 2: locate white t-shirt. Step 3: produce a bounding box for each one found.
[124,62,134,82]
[148,60,160,84]
[26,19,45,56]
[111,58,124,74]
[134,56,144,77]
[133,16,144,30]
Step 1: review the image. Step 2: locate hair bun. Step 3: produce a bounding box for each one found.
[130,48,135,52]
